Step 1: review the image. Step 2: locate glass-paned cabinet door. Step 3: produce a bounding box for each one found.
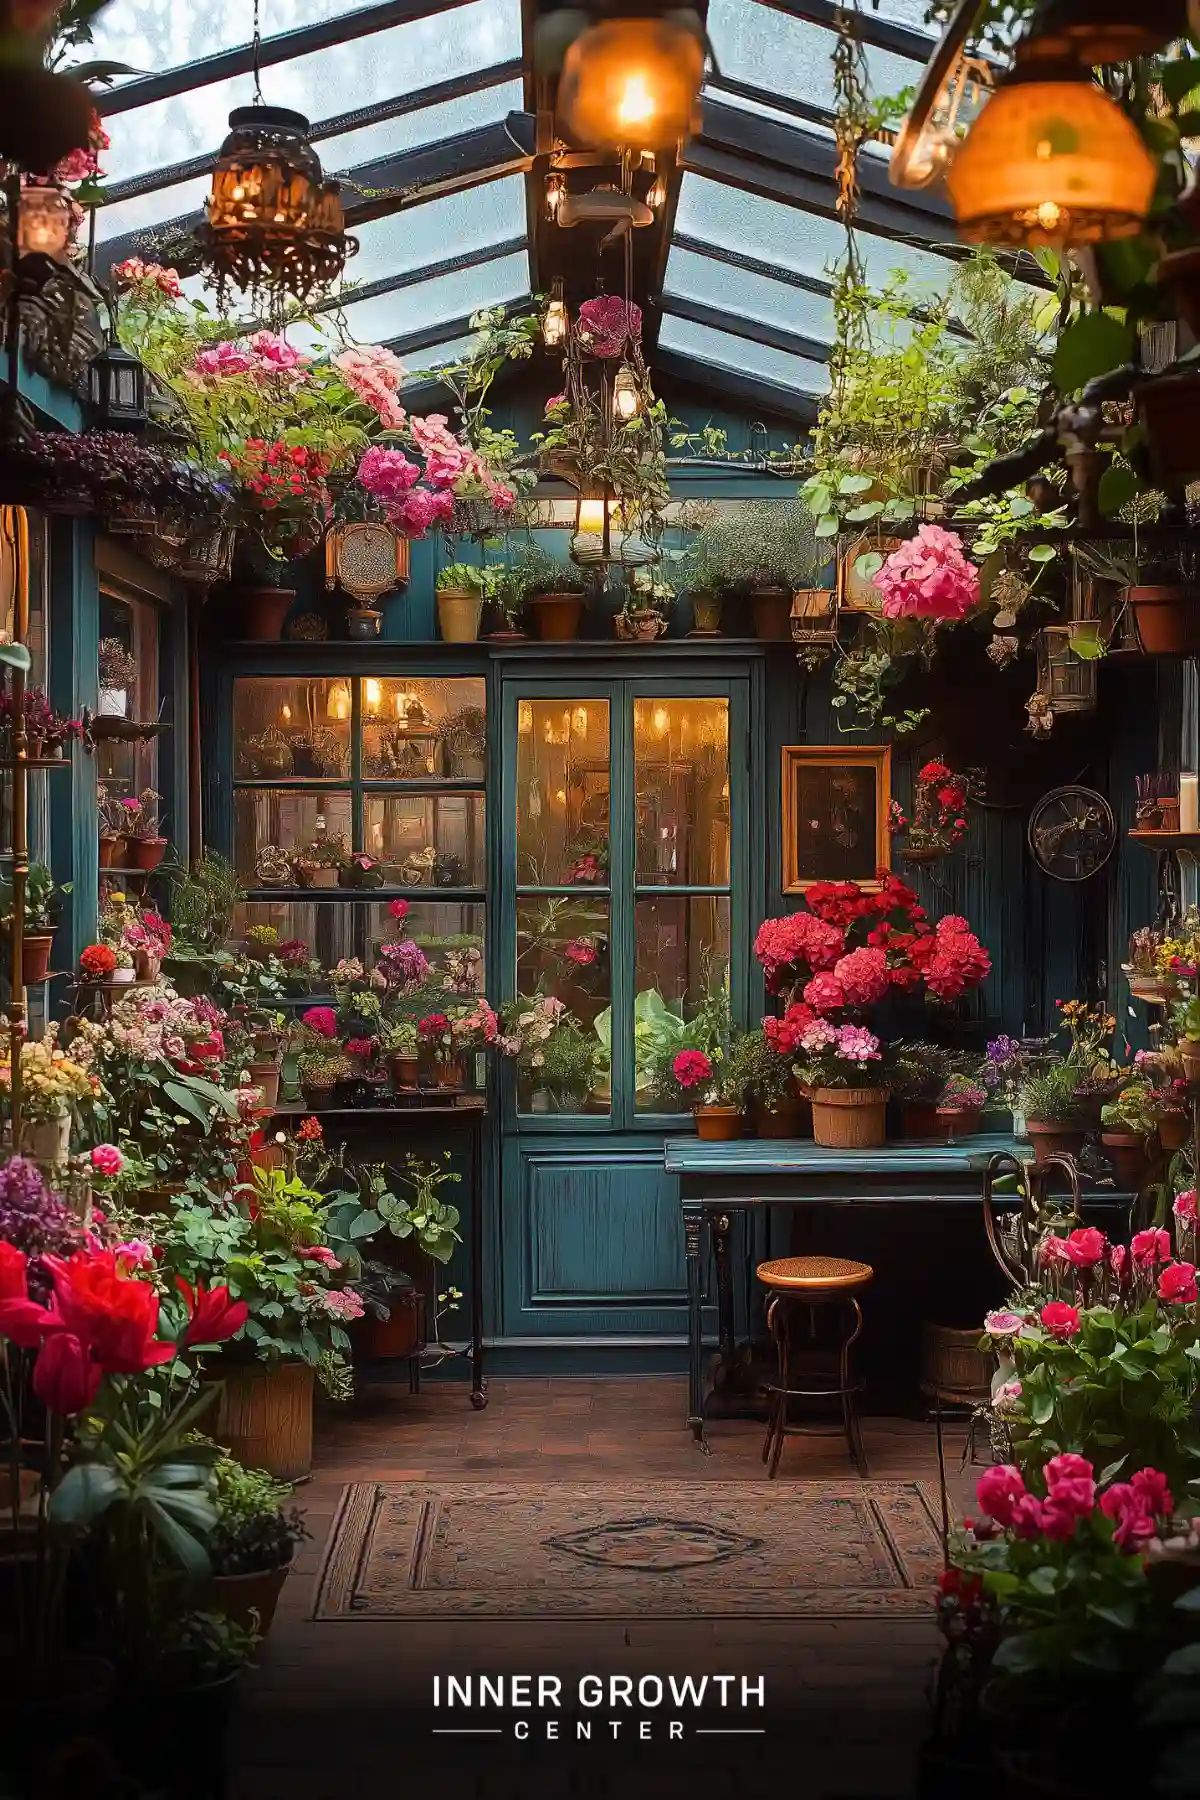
[234,678,352,778]
[360,675,486,780]
[513,696,612,1116]
[233,789,353,883]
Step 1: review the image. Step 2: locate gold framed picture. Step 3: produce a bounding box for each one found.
[782,744,892,893]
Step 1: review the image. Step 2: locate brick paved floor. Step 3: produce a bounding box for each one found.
[228,1378,978,1800]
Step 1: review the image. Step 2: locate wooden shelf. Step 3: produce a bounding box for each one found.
[270,1101,485,1117]
[1128,830,1200,852]
[0,757,74,770]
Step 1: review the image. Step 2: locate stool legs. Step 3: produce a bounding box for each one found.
[761,1289,868,1479]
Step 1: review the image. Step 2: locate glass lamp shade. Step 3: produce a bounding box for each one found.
[88,341,149,428]
[612,362,641,419]
[17,183,71,261]
[543,279,569,347]
[945,73,1156,246]
[557,16,705,150]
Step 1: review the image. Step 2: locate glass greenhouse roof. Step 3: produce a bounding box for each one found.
[86,0,1025,415]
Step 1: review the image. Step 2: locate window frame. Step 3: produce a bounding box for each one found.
[500,672,751,1135]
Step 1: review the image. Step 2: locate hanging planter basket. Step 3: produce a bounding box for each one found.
[177,525,236,586]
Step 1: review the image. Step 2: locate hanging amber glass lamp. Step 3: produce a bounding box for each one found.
[543,277,569,347]
[945,41,1156,246]
[557,10,706,151]
[1019,0,1184,62]
[612,360,641,419]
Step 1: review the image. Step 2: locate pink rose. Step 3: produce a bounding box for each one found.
[1064,1227,1106,1269]
[248,329,306,372]
[1040,1300,1080,1338]
[1039,1233,1072,1269]
[90,1143,124,1178]
[388,898,409,921]
[1158,1261,1198,1304]
[1131,1227,1173,1269]
[975,1463,1026,1526]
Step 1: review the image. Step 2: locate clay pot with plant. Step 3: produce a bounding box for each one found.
[1,860,70,984]
[1020,1064,1092,1166]
[1099,1081,1159,1190]
[1172,995,1200,1082]
[205,1447,309,1639]
[98,636,138,718]
[118,788,168,871]
[682,499,822,641]
[724,1029,807,1138]
[515,545,589,641]
[295,837,348,890]
[1119,548,1200,657]
[435,564,484,642]
[381,1018,420,1090]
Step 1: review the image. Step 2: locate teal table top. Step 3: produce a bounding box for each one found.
[664,1132,1023,1178]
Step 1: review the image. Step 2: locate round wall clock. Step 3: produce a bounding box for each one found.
[1027,785,1116,882]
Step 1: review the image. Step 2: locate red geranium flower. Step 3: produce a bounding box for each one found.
[79,943,118,979]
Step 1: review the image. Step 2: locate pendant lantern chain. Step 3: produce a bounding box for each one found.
[251,0,264,103]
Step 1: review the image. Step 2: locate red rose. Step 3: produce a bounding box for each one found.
[1040,1300,1081,1338]
[1064,1227,1106,1269]
[1158,1261,1198,1305]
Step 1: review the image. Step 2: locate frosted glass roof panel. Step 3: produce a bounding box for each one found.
[675,173,961,291]
[98,176,212,242]
[332,178,526,288]
[289,251,528,347]
[91,0,407,79]
[660,315,831,394]
[706,0,925,118]
[99,0,521,184]
[406,334,480,377]
[663,246,835,343]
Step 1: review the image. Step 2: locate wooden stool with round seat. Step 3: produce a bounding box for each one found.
[756,1255,873,1478]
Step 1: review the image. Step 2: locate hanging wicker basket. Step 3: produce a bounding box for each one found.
[177,525,236,585]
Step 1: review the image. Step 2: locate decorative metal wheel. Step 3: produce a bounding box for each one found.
[1027,785,1116,881]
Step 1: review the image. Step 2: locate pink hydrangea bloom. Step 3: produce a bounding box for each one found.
[753,913,845,988]
[803,973,846,1014]
[877,525,980,622]
[834,1023,880,1062]
[192,340,255,379]
[798,1018,837,1054]
[410,413,459,456]
[832,946,890,1006]
[357,446,421,504]
[335,345,408,428]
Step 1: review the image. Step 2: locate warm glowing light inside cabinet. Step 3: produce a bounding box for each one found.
[327,682,351,721]
[572,706,589,736]
[577,498,607,534]
[279,703,292,725]
[652,706,669,736]
[364,678,382,714]
[519,704,532,735]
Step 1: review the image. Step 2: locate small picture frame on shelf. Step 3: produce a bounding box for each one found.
[781,744,891,893]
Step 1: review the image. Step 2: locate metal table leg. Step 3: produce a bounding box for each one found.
[469,1112,487,1410]
[683,1204,707,1447]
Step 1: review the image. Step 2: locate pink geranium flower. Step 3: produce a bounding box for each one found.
[1174,1188,1198,1223]
[388,898,409,921]
[975,1464,1026,1526]
[90,1144,124,1178]
[832,946,890,1006]
[301,1006,337,1039]
[803,972,846,1014]
[357,446,421,504]
[877,525,980,622]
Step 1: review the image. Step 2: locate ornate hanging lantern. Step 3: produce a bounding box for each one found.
[16,183,72,261]
[612,361,641,420]
[554,11,707,151]
[543,277,569,348]
[195,105,355,306]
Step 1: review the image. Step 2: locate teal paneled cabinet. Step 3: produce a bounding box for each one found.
[494,655,763,1358]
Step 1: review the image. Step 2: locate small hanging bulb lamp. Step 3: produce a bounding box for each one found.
[543,277,569,347]
[945,42,1156,246]
[557,12,706,151]
[16,182,72,262]
[196,104,354,306]
[546,174,566,220]
[647,172,667,209]
[612,360,641,420]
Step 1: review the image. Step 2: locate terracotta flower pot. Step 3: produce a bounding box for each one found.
[528,592,585,640]
[934,1105,981,1141]
[1180,1038,1200,1083]
[437,588,483,643]
[98,834,126,868]
[129,836,168,872]
[211,1558,292,1637]
[21,932,54,984]
[249,1061,281,1109]
[1126,586,1200,656]
[751,1098,808,1139]
[690,593,723,635]
[750,586,793,641]
[215,1361,315,1482]
[694,1104,744,1141]
[306,867,339,889]
[363,1287,424,1359]
[809,1087,889,1148]
[1160,1112,1190,1151]
[1025,1120,1088,1166]
[240,587,296,643]
[387,1053,419,1089]
[1100,1130,1153,1191]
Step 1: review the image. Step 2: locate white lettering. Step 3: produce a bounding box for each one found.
[638,1676,663,1708]
[712,1675,734,1705]
[579,1676,603,1707]
[546,1721,559,1740]
[514,1721,529,1740]
[432,1676,439,1707]
[742,1676,766,1707]
[640,1721,652,1740]
[510,1675,531,1707]
[610,1676,634,1707]
[447,1676,472,1707]
[670,1721,683,1740]
[668,1675,707,1706]
[538,1676,562,1708]
[609,1721,623,1739]
[577,1722,592,1740]
[478,1675,502,1707]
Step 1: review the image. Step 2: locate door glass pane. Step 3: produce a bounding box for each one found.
[515,896,610,1115]
[635,897,731,1111]
[634,698,730,885]
[363,794,485,888]
[234,678,351,778]
[365,900,485,992]
[234,788,352,883]
[360,676,486,780]
[516,700,610,886]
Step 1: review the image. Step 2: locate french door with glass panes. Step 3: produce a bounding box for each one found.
[502,676,749,1131]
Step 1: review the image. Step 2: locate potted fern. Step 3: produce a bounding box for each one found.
[683,500,821,640]
[515,544,589,641]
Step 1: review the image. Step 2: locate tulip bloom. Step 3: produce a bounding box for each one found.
[176,1277,249,1348]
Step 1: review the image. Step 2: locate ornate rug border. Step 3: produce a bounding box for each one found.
[311,1479,944,1624]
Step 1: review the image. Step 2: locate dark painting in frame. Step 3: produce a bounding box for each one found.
[781,745,892,893]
